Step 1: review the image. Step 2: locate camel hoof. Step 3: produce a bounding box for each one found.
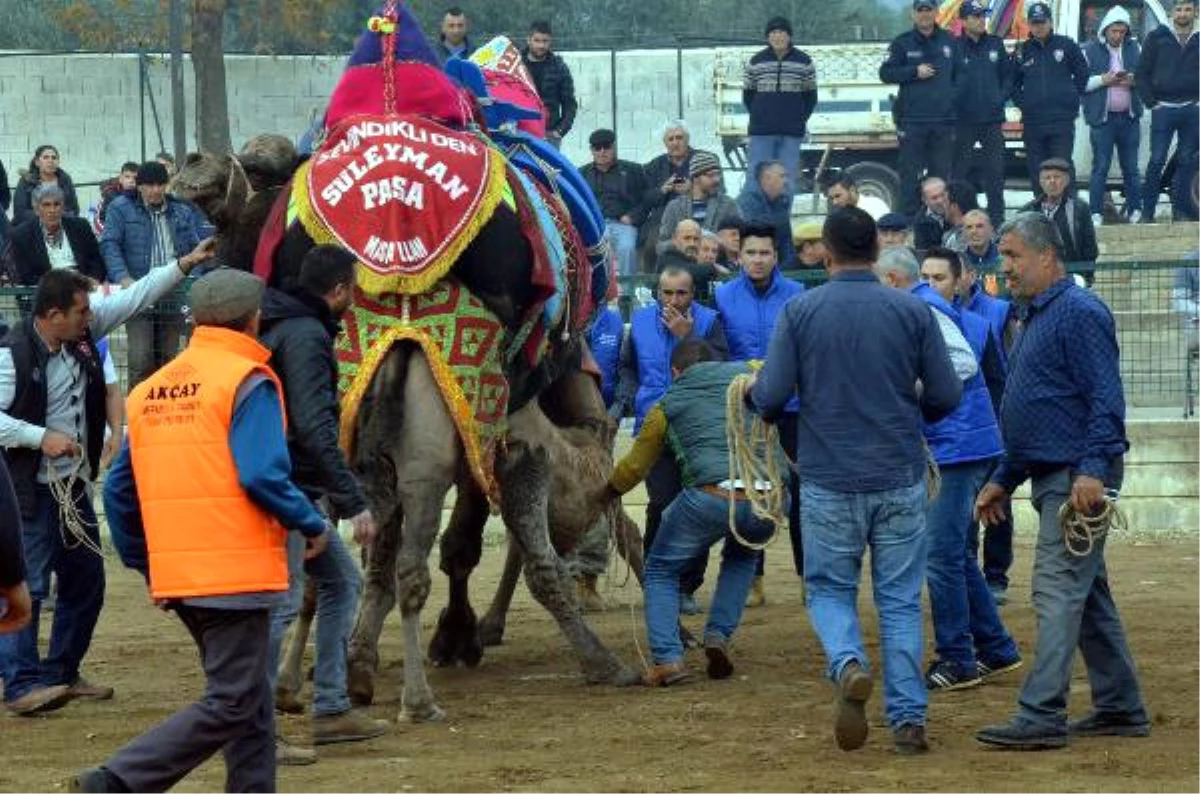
[477,616,506,647]
[609,667,645,688]
[274,686,305,715]
[397,703,446,724]
[430,608,485,668]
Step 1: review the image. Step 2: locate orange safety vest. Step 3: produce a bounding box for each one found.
[127,325,290,599]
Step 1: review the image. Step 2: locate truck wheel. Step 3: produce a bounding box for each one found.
[843,162,902,212]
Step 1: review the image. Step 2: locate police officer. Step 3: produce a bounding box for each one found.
[1012,1,1089,194]
[880,0,960,218]
[952,0,1014,228]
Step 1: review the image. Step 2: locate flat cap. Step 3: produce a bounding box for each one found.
[188,268,265,326]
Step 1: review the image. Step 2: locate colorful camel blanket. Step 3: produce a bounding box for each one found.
[297,113,508,297]
[336,280,509,501]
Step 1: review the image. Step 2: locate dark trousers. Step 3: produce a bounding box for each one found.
[898,122,955,216]
[106,606,275,793]
[643,450,706,595]
[1143,104,1200,221]
[953,122,1007,227]
[754,412,803,578]
[1023,122,1076,194]
[0,482,104,702]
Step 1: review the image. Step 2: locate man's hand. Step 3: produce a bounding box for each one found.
[304,531,330,560]
[739,373,758,395]
[619,214,634,226]
[349,510,378,546]
[1070,475,1107,515]
[1101,71,1119,86]
[178,238,217,275]
[41,430,80,459]
[661,304,694,339]
[974,483,1009,526]
[0,582,32,634]
[101,433,121,469]
[917,63,936,80]
[587,482,619,513]
[119,277,134,289]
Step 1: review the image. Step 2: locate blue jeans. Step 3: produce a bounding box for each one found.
[1142,104,1200,220]
[925,460,1018,673]
[643,488,777,665]
[801,480,928,729]
[1088,114,1142,216]
[1016,468,1146,731]
[605,220,639,278]
[268,527,363,717]
[0,482,105,702]
[748,135,804,192]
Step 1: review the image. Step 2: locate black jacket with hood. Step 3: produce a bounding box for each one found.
[259,288,367,520]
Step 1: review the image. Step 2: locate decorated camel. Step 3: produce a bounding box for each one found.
[175,3,647,722]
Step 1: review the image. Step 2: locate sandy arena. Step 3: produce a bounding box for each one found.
[1,530,1196,792]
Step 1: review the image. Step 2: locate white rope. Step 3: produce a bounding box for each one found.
[1058,494,1127,557]
[49,469,103,557]
[723,374,788,551]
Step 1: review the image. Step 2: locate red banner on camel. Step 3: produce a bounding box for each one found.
[301,113,507,296]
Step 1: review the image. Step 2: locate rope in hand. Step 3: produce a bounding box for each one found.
[724,374,788,550]
[49,468,104,557]
[1058,493,1127,557]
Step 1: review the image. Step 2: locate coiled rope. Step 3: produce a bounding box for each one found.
[723,374,788,550]
[49,468,103,557]
[1058,493,1127,557]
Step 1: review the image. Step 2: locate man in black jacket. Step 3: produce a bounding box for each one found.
[580,129,649,278]
[1012,2,1089,194]
[639,122,716,273]
[880,0,960,217]
[259,244,387,751]
[742,16,818,193]
[522,20,577,149]
[1021,158,1099,284]
[3,184,106,286]
[952,0,1014,227]
[1136,0,1198,222]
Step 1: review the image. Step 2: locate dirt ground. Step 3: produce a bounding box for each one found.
[2,533,1197,793]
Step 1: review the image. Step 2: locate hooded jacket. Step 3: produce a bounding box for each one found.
[258,288,368,520]
[1082,6,1143,126]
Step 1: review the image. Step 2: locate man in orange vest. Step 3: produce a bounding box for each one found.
[73,268,330,794]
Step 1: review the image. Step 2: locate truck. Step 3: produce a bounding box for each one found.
[715,0,1197,219]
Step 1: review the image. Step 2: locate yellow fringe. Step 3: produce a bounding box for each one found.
[338,318,503,505]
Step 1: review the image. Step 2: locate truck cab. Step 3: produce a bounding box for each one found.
[715,0,1190,216]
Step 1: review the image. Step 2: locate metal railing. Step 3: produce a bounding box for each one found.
[0,258,1194,411]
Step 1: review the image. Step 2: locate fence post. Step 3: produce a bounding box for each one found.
[139,50,147,162]
[609,48,618,135]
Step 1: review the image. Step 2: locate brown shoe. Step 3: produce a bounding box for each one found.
[313,708,390,746]
[834,661,873,751]
[744,576,765,608]
[275,737,317,766]
[641,662,691,687]
[703,635,734,680]
[6,684,72,716]
[894,723,929,755]
[574,575,606,613]
[67,677,114,701]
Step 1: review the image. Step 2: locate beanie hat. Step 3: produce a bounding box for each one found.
[689,151,721,178]
[765,16,792,37]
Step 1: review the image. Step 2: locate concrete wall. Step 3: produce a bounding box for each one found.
[0,48,730,211]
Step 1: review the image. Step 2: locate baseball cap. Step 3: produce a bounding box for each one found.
[959,0,990,18]
[135,161,171,186]
[877,212,912,231]
[188,268,265,326]
[1027,1,1052,22]
[792,221,824,243]
[588,128,616,149]
[913,0,937,10]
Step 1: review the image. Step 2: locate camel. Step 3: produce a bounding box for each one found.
[175,141,646,723]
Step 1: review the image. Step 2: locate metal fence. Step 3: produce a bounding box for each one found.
[0,258,1194,412]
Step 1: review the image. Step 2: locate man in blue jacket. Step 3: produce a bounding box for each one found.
[951,0,1014,228]
[1012,2,1089,194]
[715,223,804,607]
[1082,6,1144,225]
[1136,0,1198,222]
[742,16,819,192]
[100,161,202,387]
[880,0,960,217]
[737,162,796,268]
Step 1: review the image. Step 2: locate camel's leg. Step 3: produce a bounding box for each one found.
[611,505,646,588]
[276,578,316,712]
[429,478,489,668]
[478,539,523,647]
[347,502,402,707]
[496,437,640,687]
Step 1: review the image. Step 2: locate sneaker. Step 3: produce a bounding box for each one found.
[925,660,982,691]
[641,661,691,687]
[5,683,72,716]
[703,635,734,680]
[976,655,1023,682]
[744,576,765,608]
[833,660,873,751]
[1127,209,1142,224]
[67,677,114,701]
[679,593,702,616]
[1091,213,1104,227]
[313,708,390,746]
[1068,711,1151,738]
[275,736,317,766]
[893,723,929,755]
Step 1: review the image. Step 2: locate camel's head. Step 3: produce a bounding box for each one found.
[173,151,241,233]
[239,133,298,193]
